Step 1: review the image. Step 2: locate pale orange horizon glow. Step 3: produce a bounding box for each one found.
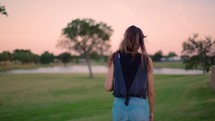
[0,0,215,56]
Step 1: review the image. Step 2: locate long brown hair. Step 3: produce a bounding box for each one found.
[108,25,151,71]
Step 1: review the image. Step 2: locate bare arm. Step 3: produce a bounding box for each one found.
[104,62,114,92]
[147,58,155,121]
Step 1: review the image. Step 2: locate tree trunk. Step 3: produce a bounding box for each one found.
[203,64,206,74]
[206,65,210,73]
[4,61,7,66]
[203,69,206,74]
[85,54,93,78]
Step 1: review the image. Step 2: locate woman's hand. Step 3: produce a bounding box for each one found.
[149,113,154,121]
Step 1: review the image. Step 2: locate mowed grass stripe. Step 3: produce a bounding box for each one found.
[0,74,214,121]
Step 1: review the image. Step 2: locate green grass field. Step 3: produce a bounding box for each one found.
[0,63,58,72]
[153,61,185,69]
[0,74,214,121]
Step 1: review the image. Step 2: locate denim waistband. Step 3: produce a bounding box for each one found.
[114,97,148,107]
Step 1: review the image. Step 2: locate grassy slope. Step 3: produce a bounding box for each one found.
[0,74,214,121]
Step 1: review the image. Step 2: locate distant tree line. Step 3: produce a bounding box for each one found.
[150,51,178,62]
[150,34,215,74]
[0,49,108,66]
[0,49,178,65]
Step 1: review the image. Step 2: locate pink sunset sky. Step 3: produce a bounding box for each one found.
[0,0,215,56]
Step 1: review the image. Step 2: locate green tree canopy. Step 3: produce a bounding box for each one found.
[57,52,72,64]
[152,50,163,62]
[13,49,38,64]
[40,51,55,64]
[182,34,215,73]
[57,18,113,78]
[168,52,177,57]
[0,3,8,16]
[0,51,12,65]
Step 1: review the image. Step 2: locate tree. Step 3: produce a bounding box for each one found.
[13,49,37,64]
[57,18,113,78]
[90,52,109,63]
[32,54,40,64]
[0,51,12,65]
[40,51,55,64]
[90,52,100,61]
[182,34,215,73]
[0,3,8,16]
[57,52,72,64]
[152,50,163,62]
[168,52,177,57]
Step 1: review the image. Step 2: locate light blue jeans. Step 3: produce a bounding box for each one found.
[112,97,149,121]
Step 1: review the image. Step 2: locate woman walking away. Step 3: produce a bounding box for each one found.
[105,25,155,121]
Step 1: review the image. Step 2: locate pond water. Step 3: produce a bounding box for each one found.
[0,65,203,75]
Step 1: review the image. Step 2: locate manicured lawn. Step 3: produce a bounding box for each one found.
[153,61,185,69]
[0,63,58,72]
[0,74,214,121]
